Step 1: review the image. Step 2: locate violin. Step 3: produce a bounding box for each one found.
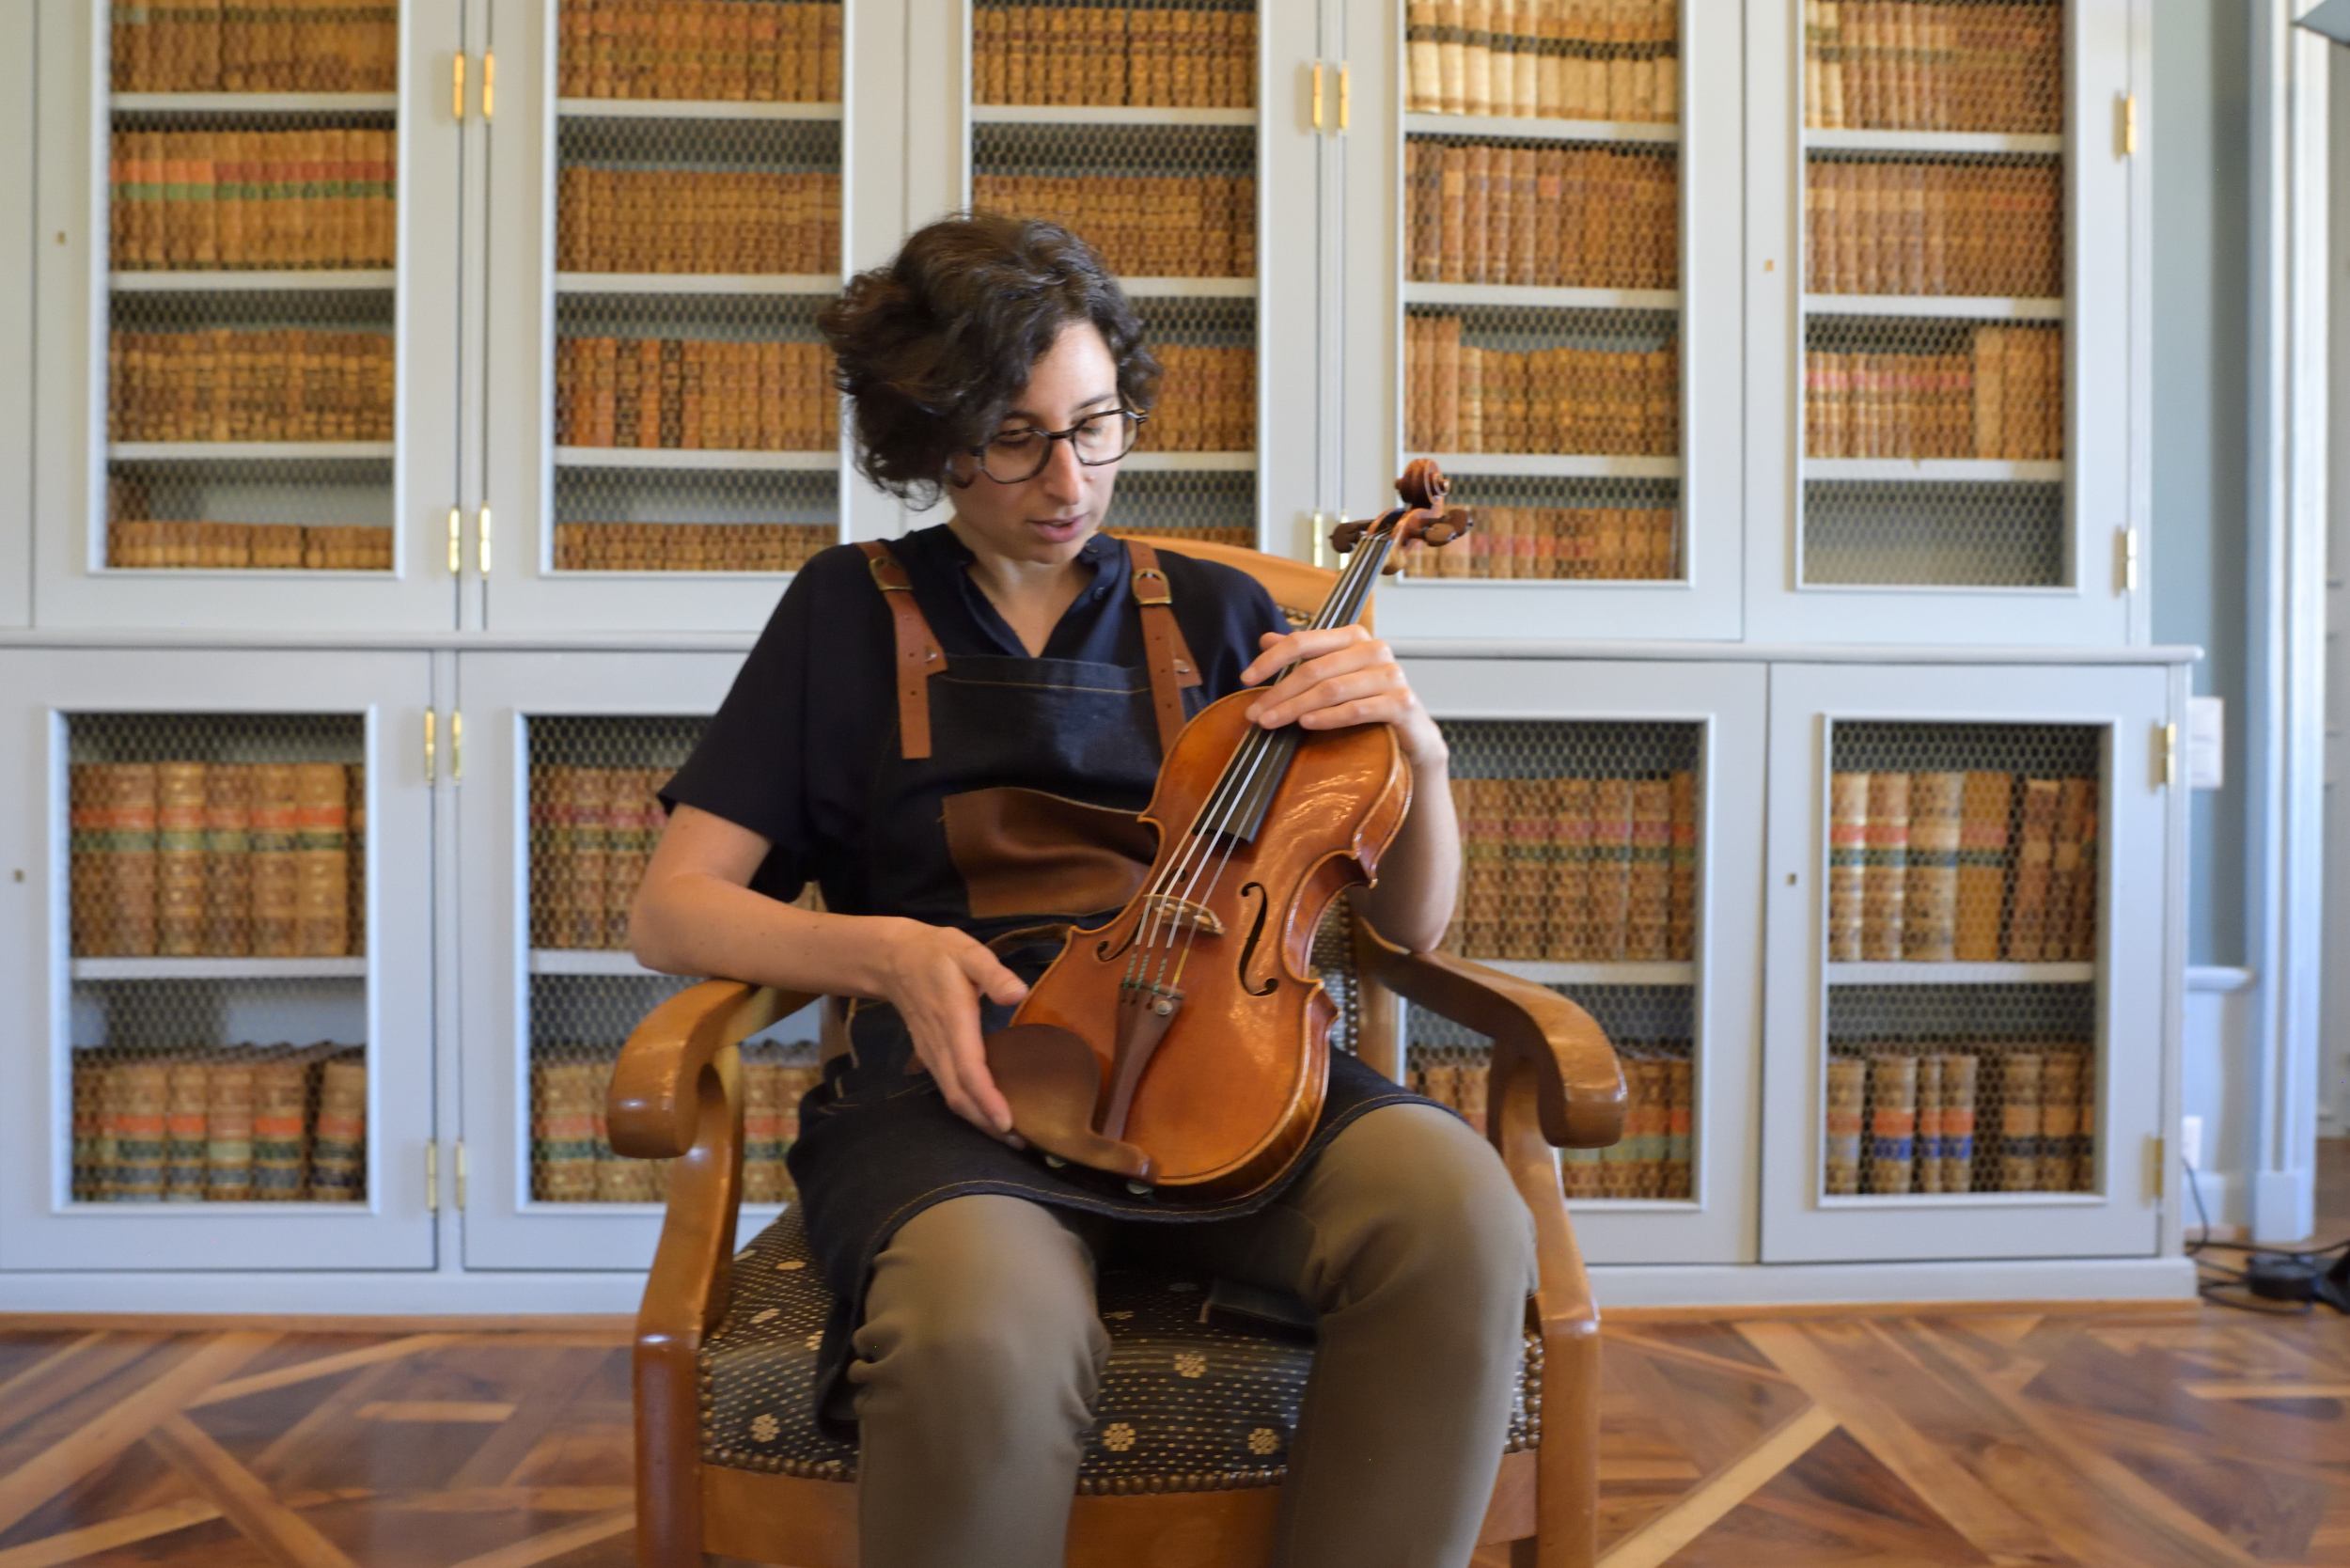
[983,461,1473,1202]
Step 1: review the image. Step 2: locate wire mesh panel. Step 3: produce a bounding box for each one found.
[1401,1,1681,122]
[526,714,709,952]
[1403,136,1678,290]
[529,973,821,1206]
[1107,472,1256,547]
[68,986,368,1205]
[70,713,368,960]
[1802,1,2062,133]
[1437,719,1704,964]
[556,1,843,102]
[971,123,1256,280]
[110,7,400,91]
[102,89,401,574]
[1826,720,2102,967]
[973,2,1258,109]
[1396,472,1680,581]
[1409,983,1694,1201]
[1796,6,2069,596]
[556,116,842,275]
[1823,983,2097,1200]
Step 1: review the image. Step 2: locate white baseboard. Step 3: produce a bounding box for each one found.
[0,1256,2201,1318]
[1590,1255,2196,1309]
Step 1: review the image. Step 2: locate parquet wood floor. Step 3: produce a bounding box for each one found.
[4,1148,2343,1566]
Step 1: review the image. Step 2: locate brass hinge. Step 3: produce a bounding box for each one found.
[455,1140,469,1210]
[2155,721,2178,787]
[1310,61,1324,132]
[2147,1133,2165,1201]
[2119,92,2138,156]
[452,52,465,122]
[2117,525,2138,593]
[451,709,464,785]
[482,51,495,120]
[423,708,437,786]
[426,1141,440,1213]
[477,506,493,576]
[447,507,462,575]
[1338,63,1351,132]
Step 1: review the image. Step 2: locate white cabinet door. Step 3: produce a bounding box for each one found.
[913,1,1319,560]
[474,0,901,633]
[31,0,465,632]
[1743,0,2141,645]
[0,3,31,629]
[1760,660,2172,1262]
[0,650,437,1271]
[454,651,822,1269]
[1334,0,1743,639]
[1401,657,1765,1263]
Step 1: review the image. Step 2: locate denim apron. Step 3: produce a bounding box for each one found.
[784,537,1429,1435]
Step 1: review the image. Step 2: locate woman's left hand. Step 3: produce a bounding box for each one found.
[1240,626,1448,771]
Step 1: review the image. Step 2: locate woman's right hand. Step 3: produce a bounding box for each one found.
[875,919,1030,1143]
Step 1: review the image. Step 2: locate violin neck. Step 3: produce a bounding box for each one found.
[1312,516,1397,634]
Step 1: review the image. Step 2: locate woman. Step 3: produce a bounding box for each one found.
[631,212,1535,1568]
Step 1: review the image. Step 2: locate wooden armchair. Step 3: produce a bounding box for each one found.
[607,541,1627,1568]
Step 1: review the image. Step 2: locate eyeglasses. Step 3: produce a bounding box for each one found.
[965,407,1147,484]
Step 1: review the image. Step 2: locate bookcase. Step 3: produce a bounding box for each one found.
[32,0,469,633]
[1744,0,2140,645]
[1760,659,2177,1262]
[0,649,438,1272]
[0,0,2186,1309]
[453,652,825,1270]
[1335,0,1745,641]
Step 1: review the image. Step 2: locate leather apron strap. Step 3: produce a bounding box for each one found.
[858,541,944,761]
[1124,539,1201,756]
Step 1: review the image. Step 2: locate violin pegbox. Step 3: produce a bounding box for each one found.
[1327,459,1475,573]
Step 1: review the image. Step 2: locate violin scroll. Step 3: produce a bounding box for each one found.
[1326,461,1475,570]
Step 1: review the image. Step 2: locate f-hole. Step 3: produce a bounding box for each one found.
[1236,883,1277,996]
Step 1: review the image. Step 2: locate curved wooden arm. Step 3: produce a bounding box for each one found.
[609,980,815,1159]
[1352,939,1625,1151]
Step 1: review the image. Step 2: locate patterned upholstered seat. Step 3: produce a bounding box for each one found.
[699,1203,1543,1495]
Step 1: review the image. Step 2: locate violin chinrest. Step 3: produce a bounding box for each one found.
[983,1023,1155,1183]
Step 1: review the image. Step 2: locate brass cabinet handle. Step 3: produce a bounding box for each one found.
[482,51,495,119]
[452,52,465,121]
[447,507,462,575]
[451,709,463,784]
[423,708,437,785]
[1310,61,1324,132]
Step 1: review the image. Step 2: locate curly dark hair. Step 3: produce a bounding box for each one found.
[816,211,1162,508]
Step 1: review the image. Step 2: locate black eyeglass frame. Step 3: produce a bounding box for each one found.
[958,407,1150,485]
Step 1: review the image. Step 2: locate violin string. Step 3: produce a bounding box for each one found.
[1122,515,1397,996]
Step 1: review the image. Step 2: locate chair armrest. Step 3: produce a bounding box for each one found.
[1351,938,1625,1151]
[610,980,819,1343]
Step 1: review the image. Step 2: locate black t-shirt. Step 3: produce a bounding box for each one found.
[656,523,1292,909]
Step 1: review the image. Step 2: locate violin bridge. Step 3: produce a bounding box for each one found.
[1137,895,1225,937]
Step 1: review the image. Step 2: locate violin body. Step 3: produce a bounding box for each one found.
[986,688,1411,1201]
[983,460,1467,1204]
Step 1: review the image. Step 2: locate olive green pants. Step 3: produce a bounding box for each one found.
[844,1103,1539,1568]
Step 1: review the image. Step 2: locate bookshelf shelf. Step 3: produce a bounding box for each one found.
[1472,959,1697,987]
[1119,276,1258,298]
[110,271,398,293]
[529,949,663,977]
[1802,128,2063,157]
[552,447,838,472]
[556,98,841,120]
[1402,112,1678,145]
[110,92,400,114]
[553,273,839,296]
[1408,452,1681,479]
[1804,294,2066,321]
[1403,282,1680,312]
[70,956,370,981]
[1122,451,1255,472]
[970,104,1255,127]
[1803,458,2065,483]
[1825,962,2096,987]
[109,442,398,463]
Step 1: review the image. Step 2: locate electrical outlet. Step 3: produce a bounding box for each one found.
[2180,1114,2204,1171]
